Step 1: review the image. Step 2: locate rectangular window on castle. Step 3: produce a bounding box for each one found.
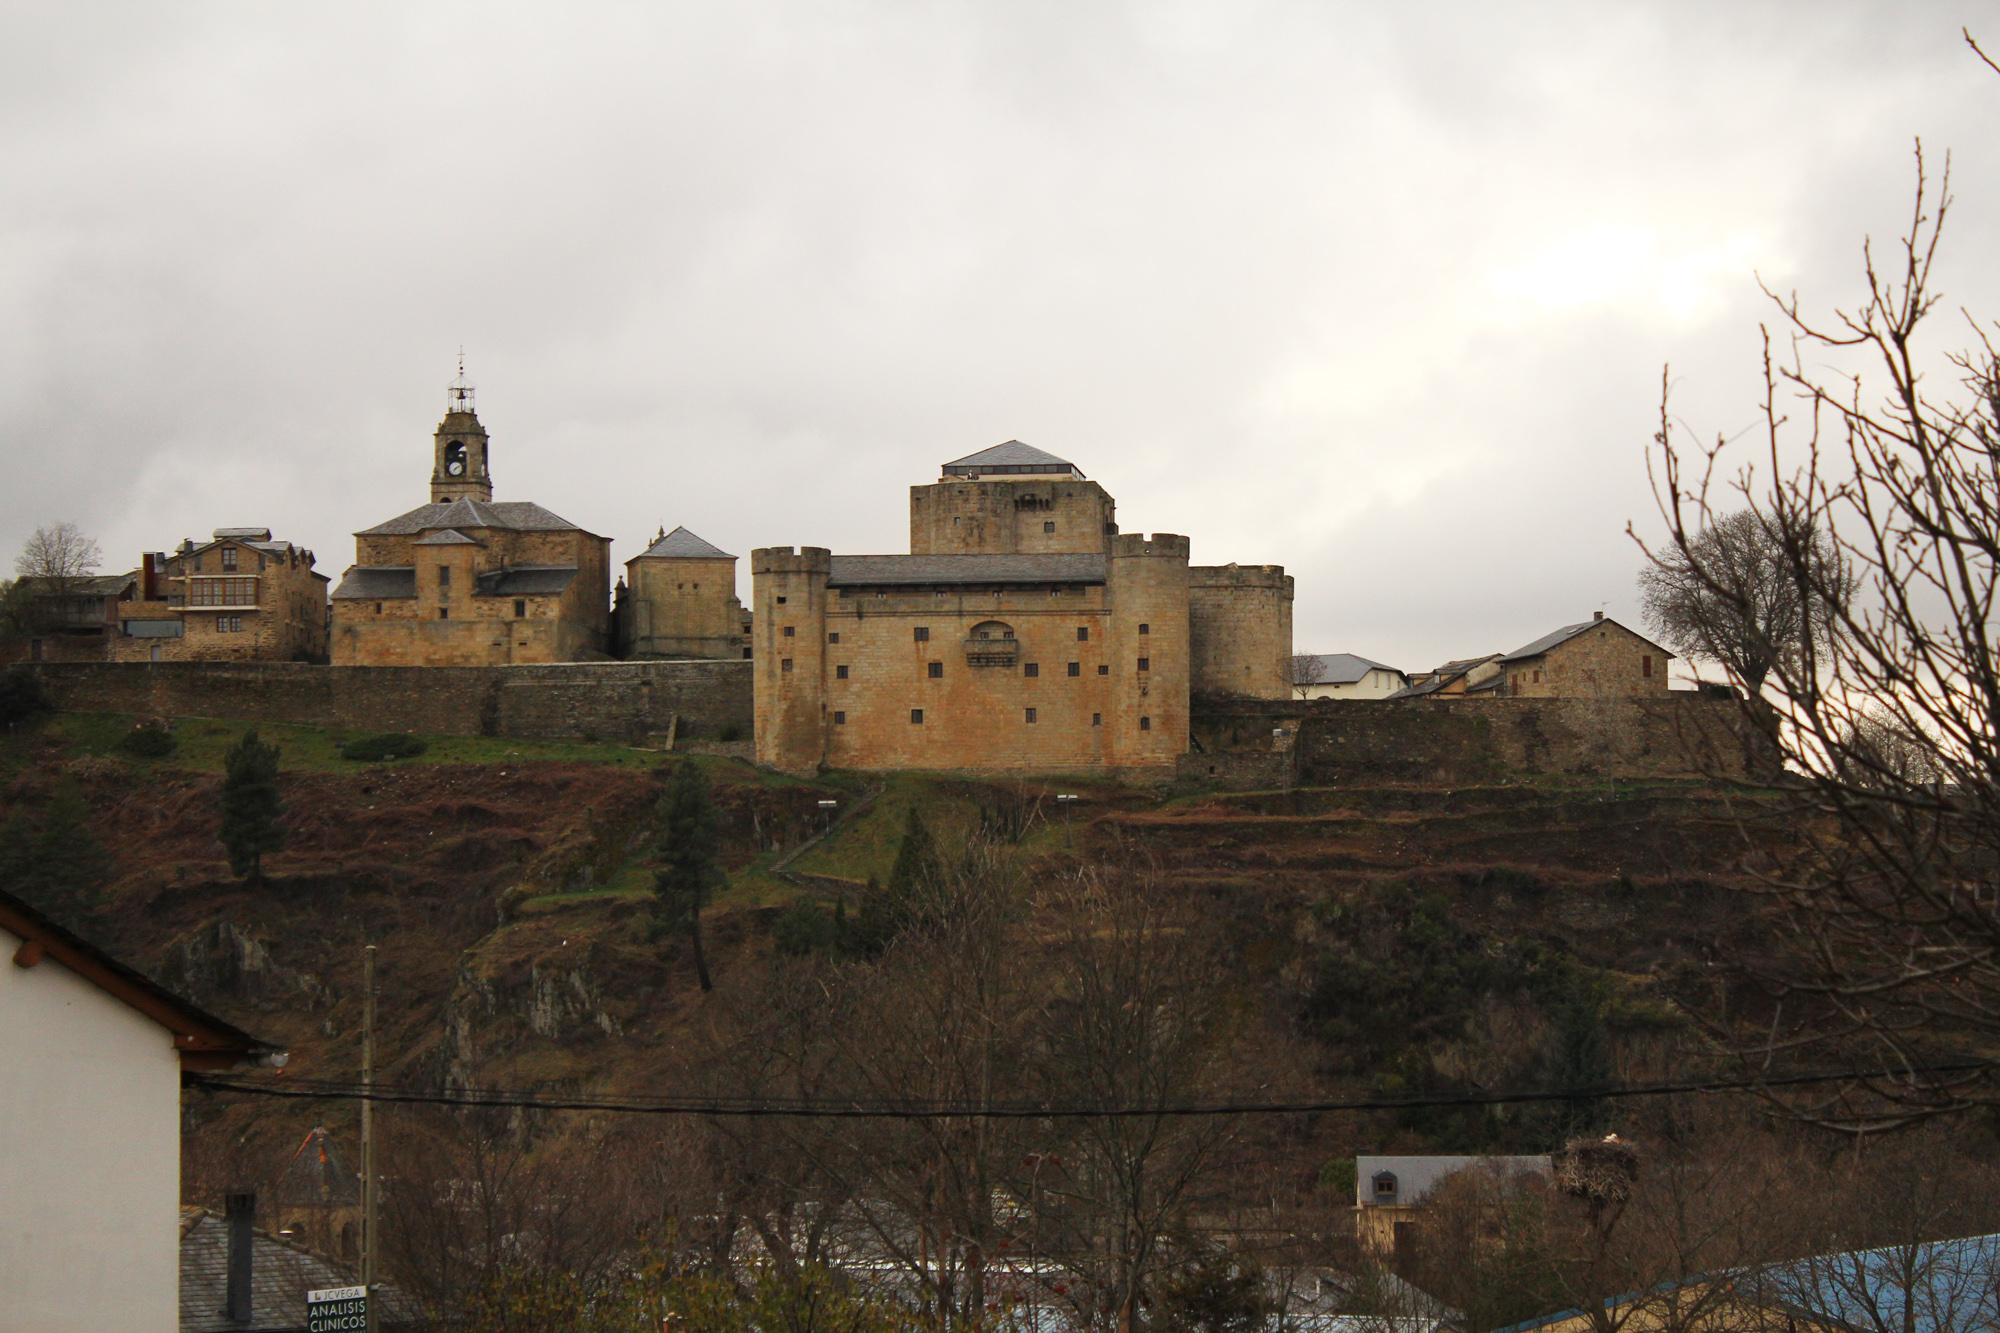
[914,626,930,642]
[776,596,787,604]
[781,658,793,673]
[1140,716,1152,731]
[1025,707,1037,723]
[1137,657,1150,672]
[1092,712,1102,726]
[1044,521,1055,533]
[783,626,795,637]
[836,665,849,679]
[1024,663,1039,678]
[1138,623,1150,635]
[834,711,846,725]
[1068,662,1080,677]
[928,661,943,679]
[513,600,526,618]
[910,709,924,724]
[438,565,450,585]
[1098,664,1109,675]
[1642,655,1653,678]
[828,632,839,644]
[1077,626,1089,641]
[438,608,449,620]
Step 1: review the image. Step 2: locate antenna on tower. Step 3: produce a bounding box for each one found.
[448,349,476,415]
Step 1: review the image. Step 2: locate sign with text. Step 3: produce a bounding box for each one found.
[306,1285,368,1331]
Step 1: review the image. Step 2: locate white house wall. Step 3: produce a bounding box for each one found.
[0,922,181,1333]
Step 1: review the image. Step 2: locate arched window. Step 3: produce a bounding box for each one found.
[970,620,1015,641]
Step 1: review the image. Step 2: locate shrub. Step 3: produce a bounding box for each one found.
[342,733,429,761]
[117,726,176,759]
[0,666,47,730]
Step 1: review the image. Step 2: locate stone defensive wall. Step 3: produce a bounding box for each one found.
[25,660,754,743]
[1188,693,1754,787]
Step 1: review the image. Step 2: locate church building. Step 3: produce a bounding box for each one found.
[330,377,612,665]
[754,441,1293,778]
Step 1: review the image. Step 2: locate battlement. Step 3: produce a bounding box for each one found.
[752,546,833,576]
[1110,533,1191,560]
[1190,563,1292,590]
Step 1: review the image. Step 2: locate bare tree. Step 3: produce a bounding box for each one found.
[1289,654,1324,700]
[1636,508,1851,693]
[14,522,102,598]
[1642,138,2000,1125]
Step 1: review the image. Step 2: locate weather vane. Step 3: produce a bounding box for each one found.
[449,348,475,414]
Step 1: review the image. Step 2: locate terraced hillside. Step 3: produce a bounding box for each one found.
[0,710,1789,1202]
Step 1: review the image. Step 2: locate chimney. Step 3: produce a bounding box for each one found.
[142,552,156,600]
[224,1191,255,1325]
[1593,610,1604,621]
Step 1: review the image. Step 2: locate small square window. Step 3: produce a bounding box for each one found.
[784,626,795,637]
[1077,626,1089,641]
[1098,664,1109,675]
[781,658,794,673]
[828,632,840,644]
[1137,657,1150,672]
[836,664,849,679]
[1140,716,1152,731]
[776,596,787,604]
[1025,707,1038,723]
[438,608,449,620]
[742,647,752,659]
[914,626,930,642]
[1024,663,1039,678]
[910,708,924,724]
[834,711,847,725]
[1043,521,1055,533]
[513,600,526,618]
[1067,662,1080,677]
[928,661,943,678]
[1091,712,1102,726]
[214,615,226,632]
[1138,623,1149,635]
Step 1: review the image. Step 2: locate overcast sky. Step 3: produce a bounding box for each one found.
[3,3,1997,676]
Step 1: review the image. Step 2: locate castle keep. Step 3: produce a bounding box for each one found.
[754,441,1293,777]
[330,381,612,666]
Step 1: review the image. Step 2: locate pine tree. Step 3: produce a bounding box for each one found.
[653,760,720,991]
[218,728,286,882]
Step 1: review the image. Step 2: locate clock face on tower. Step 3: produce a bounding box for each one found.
[444,442,467,477]
[447,459,465,476]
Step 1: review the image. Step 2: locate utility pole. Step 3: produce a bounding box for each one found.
[361,943,378,1333]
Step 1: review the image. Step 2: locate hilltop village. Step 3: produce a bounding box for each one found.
[6,384,1708,780]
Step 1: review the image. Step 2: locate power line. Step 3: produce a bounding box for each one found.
[184,1059,1991,1119]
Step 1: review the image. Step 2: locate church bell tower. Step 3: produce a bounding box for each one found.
[431,359,493,504]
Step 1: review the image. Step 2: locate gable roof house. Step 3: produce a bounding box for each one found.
[616,525,750,661]
[1295,653,1410,700]
[1496,612,1674,698]
[0,885,282,1333]
[1389,654,1505,699]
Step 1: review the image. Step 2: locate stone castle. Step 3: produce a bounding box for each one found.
[752,441,1293,778]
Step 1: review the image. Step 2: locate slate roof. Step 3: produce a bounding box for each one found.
[635,525,733,560]
[180,1208,419,1332]
[1387,655,1501,699]
[475,565,578,597]
[14,572,138,598]
[941,440,1083,476]
[355,497,592,537]
[329,567,416,600]
[212,527,272,540]
[827,553,1108,587]
[1500,617,1674,663]
[411,528,483,547]
[1300,652,1404,686]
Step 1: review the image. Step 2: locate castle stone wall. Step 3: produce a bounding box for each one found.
[1193,695,1751,785]
[25,660,752,742]
[1188,564,1293,700]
